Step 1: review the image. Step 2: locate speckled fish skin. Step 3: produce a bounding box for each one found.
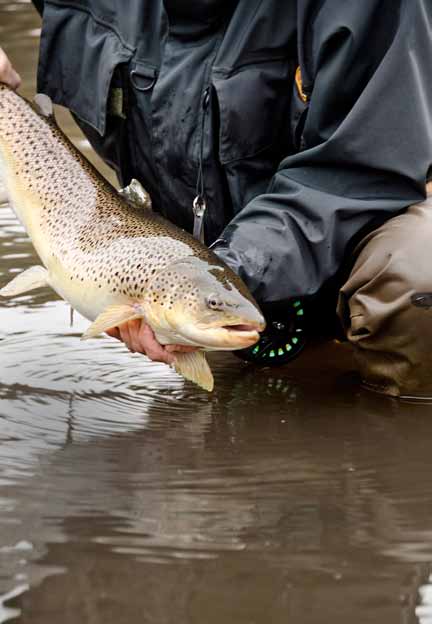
[0,86,265,389]
[0,86,213,320]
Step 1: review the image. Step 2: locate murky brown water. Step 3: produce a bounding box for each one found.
[2,3,432,623]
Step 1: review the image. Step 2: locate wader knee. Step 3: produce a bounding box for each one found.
[337,197,432,399]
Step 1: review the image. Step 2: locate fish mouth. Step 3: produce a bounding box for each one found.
[223,323,261,332]
[199,327,260,349]
[222,318,266,334]
[164,321,264,350]
[191,320,265,350]
[163,309,266,350]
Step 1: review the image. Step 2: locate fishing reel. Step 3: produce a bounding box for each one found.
[235,299,307,366]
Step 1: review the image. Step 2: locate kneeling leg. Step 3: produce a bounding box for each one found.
[338,196,432,398]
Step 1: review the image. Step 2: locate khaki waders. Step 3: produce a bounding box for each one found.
[338,188,432,399]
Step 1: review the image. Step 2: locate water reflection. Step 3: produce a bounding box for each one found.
[1,358,432,623]
[0,586,28,624]
[417,576,432,624]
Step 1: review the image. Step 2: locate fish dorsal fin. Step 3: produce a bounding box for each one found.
[0,265,50,298]
[81,304,143,340]
[173,351,214,392]
[33,93,54,118]
[118,178,152,211]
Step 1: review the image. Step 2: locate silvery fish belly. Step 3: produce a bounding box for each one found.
[0,85,265,391]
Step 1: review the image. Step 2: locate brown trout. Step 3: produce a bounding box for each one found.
[0,86,265,391]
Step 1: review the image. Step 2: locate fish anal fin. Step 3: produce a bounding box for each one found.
[0,265,49,298]
[33,93,54,118]
[173,351,214,392]
[81,304,143,340]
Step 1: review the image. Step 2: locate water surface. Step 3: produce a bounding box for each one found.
[1,3,432,623]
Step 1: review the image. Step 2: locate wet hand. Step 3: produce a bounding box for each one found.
[106,319,198,365]
[0,48,21,90]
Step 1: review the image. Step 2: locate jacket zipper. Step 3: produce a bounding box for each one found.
[193,86,210,243]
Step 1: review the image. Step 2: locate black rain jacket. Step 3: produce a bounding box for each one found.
[33,0,432,308]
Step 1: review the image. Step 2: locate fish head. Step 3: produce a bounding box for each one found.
[142,256,266,350]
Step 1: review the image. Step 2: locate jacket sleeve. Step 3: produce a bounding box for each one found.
[211,0,432,305]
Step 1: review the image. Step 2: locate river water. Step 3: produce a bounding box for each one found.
[2,3,432,623]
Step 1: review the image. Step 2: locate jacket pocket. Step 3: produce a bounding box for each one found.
[37,1,134,136]
[212,59,294,166]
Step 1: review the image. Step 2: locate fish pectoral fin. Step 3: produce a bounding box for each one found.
[81,305,143,340]
[118,178,152,211]
[0,265,50,298]
[33,93,54,118]
[173,351,214,392]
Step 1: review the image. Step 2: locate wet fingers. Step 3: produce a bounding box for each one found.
[113,320,175,365]
[118,323,134,352]
[106,327,121,340]
[107,320,178,365]
[126,319,144,354]
[138,323,176,365]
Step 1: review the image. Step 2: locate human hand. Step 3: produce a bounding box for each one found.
[0,48,21,89]
[106,319,198,365]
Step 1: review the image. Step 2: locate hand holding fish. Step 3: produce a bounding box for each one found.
[0,48,21,90]
[106,320,198,365]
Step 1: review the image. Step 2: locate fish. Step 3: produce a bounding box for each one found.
[0,86,265,391]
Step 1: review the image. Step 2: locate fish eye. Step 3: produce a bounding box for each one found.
[206,294,224,310]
